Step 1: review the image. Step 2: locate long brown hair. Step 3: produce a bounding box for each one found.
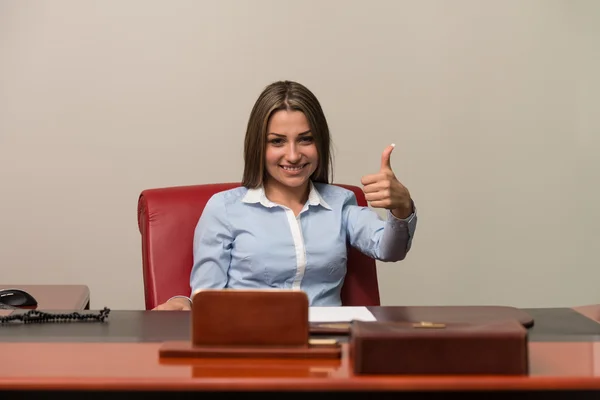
[242,80,332,188]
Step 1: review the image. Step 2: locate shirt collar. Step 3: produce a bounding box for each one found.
[242,181,332,211]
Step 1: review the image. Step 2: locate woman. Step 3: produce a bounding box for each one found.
[154,80,417,310]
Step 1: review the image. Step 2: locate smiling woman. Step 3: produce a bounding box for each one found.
[242,81,332,199]
[152,80,418,310]
[262,112,319,215]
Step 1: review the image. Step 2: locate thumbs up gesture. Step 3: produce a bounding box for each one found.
[360,144,413,219]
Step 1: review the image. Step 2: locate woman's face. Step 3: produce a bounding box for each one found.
[264,109,318,190]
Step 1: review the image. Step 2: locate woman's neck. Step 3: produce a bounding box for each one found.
[263,179,310,211]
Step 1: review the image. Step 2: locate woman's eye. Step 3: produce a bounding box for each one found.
[300,137,314,143]
[269,138,284,145]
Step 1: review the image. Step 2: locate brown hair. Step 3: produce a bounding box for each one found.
[242,80,332,188]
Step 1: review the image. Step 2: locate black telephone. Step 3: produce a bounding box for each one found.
[0,288,38,307]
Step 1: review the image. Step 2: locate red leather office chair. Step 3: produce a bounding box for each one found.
[137,182,381,310]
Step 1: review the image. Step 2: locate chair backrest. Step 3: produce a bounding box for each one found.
[137,182,381,309]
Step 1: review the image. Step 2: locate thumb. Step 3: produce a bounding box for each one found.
[380,143,395,172]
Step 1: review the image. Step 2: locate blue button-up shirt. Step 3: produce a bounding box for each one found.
[190,182,417,306]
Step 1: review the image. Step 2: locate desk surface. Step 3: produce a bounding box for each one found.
[0,307,599,343]
[1,304,600,395]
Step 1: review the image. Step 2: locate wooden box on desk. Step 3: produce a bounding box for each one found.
[350,319,529,375]
[159,289,342,359]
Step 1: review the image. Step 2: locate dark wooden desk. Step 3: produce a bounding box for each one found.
[0,284,90,310]
[0,304,599,398]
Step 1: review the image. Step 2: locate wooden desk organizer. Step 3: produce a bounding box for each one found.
[159,289,341,359]
[351,319,529,375]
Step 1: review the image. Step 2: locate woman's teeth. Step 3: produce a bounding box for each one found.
[281,165,305,171]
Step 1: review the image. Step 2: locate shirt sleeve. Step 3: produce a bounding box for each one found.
[189,193,233,292]
[343,191,417,262]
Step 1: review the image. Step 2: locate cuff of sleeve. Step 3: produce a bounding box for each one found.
[386,203,417,234]
[388,209,416,223]
[168,295,192,305]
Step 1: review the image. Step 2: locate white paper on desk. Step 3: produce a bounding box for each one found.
[308,306,377,323]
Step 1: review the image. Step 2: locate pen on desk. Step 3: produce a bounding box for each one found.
[309,338,339,347]
[314,322,352,330]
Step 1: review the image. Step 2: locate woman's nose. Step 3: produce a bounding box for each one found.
[286,144,302,163]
